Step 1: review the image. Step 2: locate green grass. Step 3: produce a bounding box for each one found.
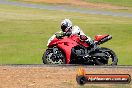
[83,0,132,7]
[0,4,132,64]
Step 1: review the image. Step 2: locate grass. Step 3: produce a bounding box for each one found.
[0,4,132,64]
[83,0,132,7]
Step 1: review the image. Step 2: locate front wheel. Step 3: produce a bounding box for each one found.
[95,47,118,65]
[42,48,66,64]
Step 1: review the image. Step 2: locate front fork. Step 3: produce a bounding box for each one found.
[52,46,63,59]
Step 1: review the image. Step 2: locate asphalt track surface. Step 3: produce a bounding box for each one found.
[1,64,132,68]
[0,0,132,17]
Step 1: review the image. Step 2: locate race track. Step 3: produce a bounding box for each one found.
[0,0,132,17]
[2,64,132,68]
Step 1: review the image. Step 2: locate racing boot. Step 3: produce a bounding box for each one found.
[80,35,96,49]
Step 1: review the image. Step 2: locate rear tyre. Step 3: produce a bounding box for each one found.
[42,49,66,64]
[95,47,118,65]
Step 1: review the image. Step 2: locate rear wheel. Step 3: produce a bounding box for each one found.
[95,47,118,65]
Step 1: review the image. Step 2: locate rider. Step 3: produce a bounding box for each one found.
[60,19,95,48]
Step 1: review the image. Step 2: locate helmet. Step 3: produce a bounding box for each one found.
[61,19,72,32]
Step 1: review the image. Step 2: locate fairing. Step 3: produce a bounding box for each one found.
[48,35,79,64]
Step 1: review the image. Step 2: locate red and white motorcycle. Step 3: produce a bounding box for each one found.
[42,32,118,65]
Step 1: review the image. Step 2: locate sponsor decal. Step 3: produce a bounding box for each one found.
[76,67,131,85]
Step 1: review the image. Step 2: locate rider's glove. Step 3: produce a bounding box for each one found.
[56,34,64,39]
[56,35,62,39]
[64,32,72,36]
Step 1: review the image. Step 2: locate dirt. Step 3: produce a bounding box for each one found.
[0,66,132,88]
[23,0,129,10]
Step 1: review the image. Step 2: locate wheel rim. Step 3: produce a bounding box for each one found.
[105,51,114,65]
[46,51,64,64]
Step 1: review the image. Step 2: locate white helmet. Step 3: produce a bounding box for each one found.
[61,19,72,32]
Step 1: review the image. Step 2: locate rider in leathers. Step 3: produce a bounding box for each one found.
[60,19,95,48]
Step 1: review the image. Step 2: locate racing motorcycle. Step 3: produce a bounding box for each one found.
[42,32,118,65]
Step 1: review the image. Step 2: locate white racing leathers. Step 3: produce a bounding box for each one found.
[72,25,94,45]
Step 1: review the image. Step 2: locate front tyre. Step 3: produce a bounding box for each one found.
[42,49,66,64]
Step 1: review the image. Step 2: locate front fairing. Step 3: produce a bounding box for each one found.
[47,34,56,46]
[47,35,79,64]
[48,36,79,48]
[48,37,59,47]
[47,31,64,47]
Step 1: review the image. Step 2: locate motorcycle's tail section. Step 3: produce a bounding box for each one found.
[95,35,112,45]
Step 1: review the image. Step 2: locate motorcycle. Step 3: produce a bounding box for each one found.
[42,32,118,65]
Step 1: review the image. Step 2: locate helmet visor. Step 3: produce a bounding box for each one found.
[61,25,67,32]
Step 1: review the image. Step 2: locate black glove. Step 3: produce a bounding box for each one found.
[56,32,72,39]
[64,32,72,36]
[56,34,64,39]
